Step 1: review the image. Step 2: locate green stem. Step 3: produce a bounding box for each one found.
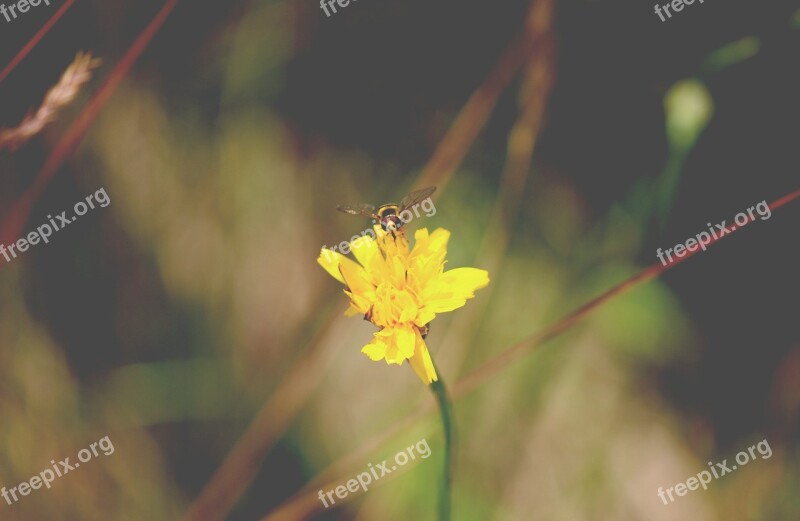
[430,372,454,521]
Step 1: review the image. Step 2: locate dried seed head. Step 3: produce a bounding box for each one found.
[0,52,101,151]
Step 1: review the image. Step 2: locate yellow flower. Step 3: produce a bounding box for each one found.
[318,226,489,384]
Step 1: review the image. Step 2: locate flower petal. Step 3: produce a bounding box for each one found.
[349,234,379,269]
[361,334,387,361]
[408,330,438,384]
[395,325,416,360]
[412,227,450,258]
[408,227,449,287]
[414,307,436,327]
[440,267,490,295]
[317,249,344,283]
[424,267,490,312]
[338,258,374,293]
[317,248,363,284]
[427,228,451,253]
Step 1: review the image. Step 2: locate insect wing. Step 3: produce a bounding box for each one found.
[336,202,378,219]
[399,186,436,212]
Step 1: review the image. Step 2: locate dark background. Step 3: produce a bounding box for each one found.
[0,0,797,519]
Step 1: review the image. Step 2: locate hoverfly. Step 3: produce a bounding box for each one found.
[336,186,436,234]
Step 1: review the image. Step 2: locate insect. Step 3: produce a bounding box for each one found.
[336,186,436,234]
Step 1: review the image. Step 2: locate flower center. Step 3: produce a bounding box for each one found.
[371,282,419,328]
